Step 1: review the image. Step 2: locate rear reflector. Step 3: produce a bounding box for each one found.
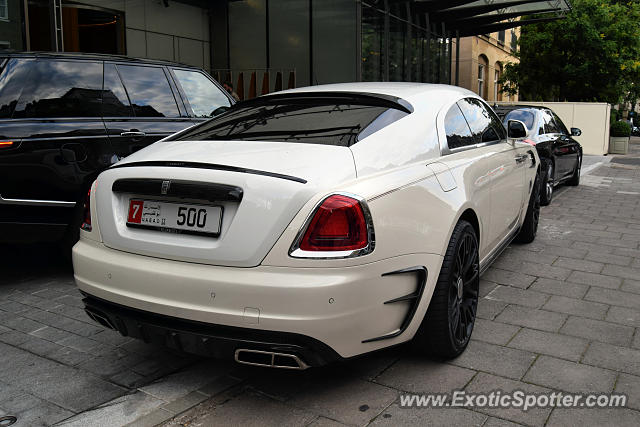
[298,194,369,252]
[80,188,92,232]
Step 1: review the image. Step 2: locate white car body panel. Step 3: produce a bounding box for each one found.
[73,82,539,363]
[96,141,356,267]
[74,238,443,358]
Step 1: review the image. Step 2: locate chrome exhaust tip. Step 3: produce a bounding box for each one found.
[84,307,117,331]
[234,349,309,370]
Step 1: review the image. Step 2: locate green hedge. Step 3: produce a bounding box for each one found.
[610,120,631,137]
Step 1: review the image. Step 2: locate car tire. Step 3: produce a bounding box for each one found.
[540,161,554,206]
[567,155,581,186]
[414,220,479,359]
[514,169,541,244]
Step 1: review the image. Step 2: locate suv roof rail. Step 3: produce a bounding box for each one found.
[0,50,198,69]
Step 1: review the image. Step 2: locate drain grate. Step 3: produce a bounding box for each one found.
[611,157,640,166]
[0,416,17,427]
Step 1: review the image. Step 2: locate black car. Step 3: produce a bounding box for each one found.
[0,52,233,249]
[495,105,582,205]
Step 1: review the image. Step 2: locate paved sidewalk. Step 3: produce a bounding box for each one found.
[163,145,640,426]
[1,141,639,426]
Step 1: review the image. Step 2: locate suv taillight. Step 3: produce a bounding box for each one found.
[80,188,92,231]
[297,194,371,252]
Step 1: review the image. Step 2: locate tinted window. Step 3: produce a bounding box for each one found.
[359,108,407,140]
[173,69,230,118]
[444,103,475,149]
[504,109,535,132]
[0,58,32,119]
[173,98,406,147]
[552,112,569,135]
[542,110,559,134]
[117,65,179,117]
[14,60,102,118]
[457,98,505,144]
[103,64,133,117]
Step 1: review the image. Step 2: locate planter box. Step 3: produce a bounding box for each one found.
[609,136,630,154]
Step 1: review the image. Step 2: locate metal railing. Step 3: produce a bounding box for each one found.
[211,68,296,101]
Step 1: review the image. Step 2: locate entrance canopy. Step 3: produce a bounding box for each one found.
[414,0,572,36]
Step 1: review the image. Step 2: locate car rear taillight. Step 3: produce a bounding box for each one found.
[80,188,92,232]
[294,194,374,255]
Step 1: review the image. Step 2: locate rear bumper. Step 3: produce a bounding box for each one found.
[82,294,342,367]
[73,239,443,359]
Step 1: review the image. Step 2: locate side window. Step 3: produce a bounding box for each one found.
[504,109,535,131]
[444,103,475,149]
[172,69,231,118]
[542,110,559,134]
[457,98,505,144]
[13,60,103,118]
[0,58,32,119]
[552,112,569,135]
[103,64,133,117]
[117,65,179,117]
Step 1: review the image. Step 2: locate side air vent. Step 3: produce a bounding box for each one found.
[362,266,428,343]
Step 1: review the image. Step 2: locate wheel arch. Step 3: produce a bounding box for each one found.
[458,208,480,243]
[444,206,482,256]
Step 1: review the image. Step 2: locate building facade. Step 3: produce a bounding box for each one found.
[0,1,568,100]
[455,28,520,103]
[0,0,211,71]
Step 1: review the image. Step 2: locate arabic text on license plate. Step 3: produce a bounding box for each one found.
[127,199,222,236]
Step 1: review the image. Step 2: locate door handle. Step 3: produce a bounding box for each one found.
[515,154,528,164]
[120,131,146,138]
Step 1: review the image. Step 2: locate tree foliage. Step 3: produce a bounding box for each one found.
[501,0,640,104]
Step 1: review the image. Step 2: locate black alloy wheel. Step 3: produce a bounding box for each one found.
[541,162,553,206]
[449,231,479,347]
[515,169,541,243]
[414,220,479,358]
[567,155,581,186]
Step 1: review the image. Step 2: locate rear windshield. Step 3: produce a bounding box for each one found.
[172,97,409,147]
[504,109,535,131]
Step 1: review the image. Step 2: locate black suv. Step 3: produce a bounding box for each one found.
[0,52,233,248]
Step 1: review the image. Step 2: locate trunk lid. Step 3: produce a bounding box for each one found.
[95,140,356,267]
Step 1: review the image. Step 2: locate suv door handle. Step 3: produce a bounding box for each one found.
[120,131,146,138]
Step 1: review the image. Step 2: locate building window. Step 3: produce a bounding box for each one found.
[477,55,489,99]
[0,0,8,20]
[494,63,502,101]
[511,30,518,52]
[478,63,485,98]
[498,30,505,46]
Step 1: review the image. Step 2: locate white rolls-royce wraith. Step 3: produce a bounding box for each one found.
[73,83,540,369]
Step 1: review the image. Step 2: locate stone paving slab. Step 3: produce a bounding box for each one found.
[464,373,552,426]
[1,146,640,426]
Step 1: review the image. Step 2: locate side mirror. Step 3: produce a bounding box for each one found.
[211,105,230,117]
[507,120,528,139]
[570,127,582,136]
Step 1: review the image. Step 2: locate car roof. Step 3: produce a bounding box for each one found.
[0,51,200,69]
[494,105,547,113]
[277,82,478,106]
